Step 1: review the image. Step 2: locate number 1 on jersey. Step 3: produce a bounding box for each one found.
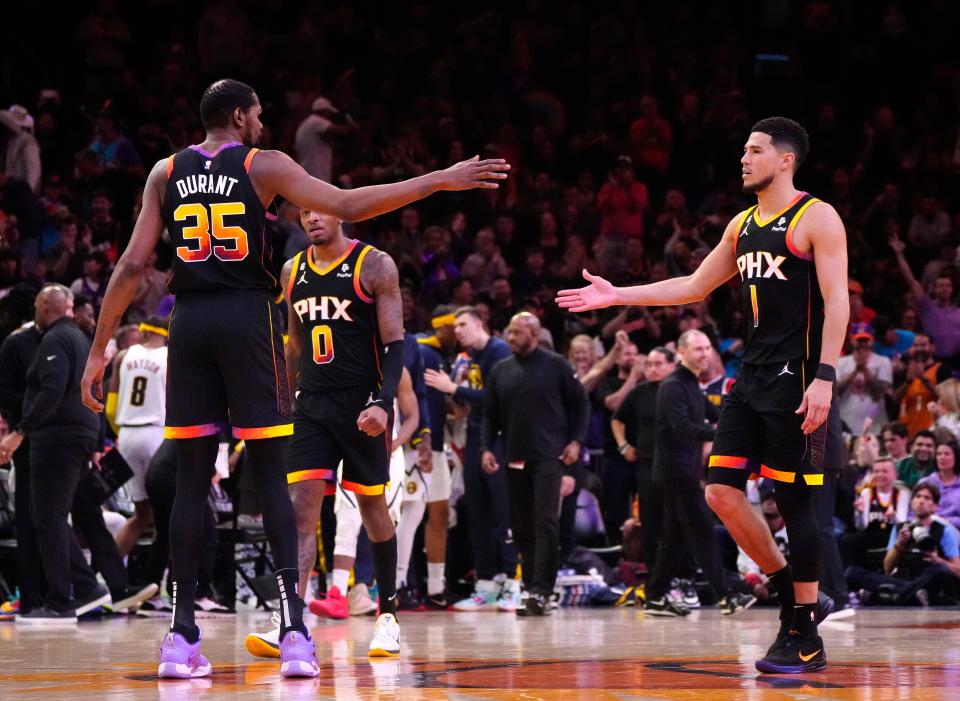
[312,325,334,364]
[750,284,759,328]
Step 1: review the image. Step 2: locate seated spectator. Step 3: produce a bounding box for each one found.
[891,232,960,362]
[45,215,89,283]
[840,456,911,569]
[871,314,915,359]
[837,329,892,434]
[488,276,517,334]
[918,442,960,531]
[69,250,110,313]
[512,247,554,299]
[848,280,876,326]
[846,482,960,606]
[88,112,143,178]
[86,189,124,254]
[597,155,648,239]
[898,430,938,488]
[894,335,950,438]
[930,379,960,441]
[737,492,788,604]
[880,421,912,478]
[0,247,25,296]
[460,227,509,294]
[128,250,168,322]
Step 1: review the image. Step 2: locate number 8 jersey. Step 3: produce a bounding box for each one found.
[116,344,168,427]
[286,241,383,393]
[163,142,277,293]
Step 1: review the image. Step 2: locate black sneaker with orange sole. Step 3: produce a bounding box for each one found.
[755,633,827,674]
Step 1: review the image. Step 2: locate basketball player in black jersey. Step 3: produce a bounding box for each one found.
[79,79,509,679]
[276,209,405,657]
[557,117,848,674]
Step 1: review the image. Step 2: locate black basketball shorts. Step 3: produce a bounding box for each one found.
[287,386,393,495]
[164,289,292,440]
[707,359,841,490]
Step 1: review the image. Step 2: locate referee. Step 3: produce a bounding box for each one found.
[481,313,590,616]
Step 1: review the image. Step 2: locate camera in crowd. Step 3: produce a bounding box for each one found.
[910,523,937,553]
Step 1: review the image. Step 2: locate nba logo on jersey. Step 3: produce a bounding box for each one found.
[204,160,211,170]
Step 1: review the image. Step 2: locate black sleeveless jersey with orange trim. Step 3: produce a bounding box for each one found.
[162,143,277,293]
[733,192,823,365]
[286,240,382,393]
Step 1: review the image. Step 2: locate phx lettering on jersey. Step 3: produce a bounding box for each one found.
[736,251,787,280]
[292,296,354,322]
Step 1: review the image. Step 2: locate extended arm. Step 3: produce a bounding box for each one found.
[280,257,302,396]
[253,151,509,223]
[556,214,740,312]
[394,368,420,447]
[81,160,167,412]
[889,233,925,300]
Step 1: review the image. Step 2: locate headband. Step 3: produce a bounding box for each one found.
[431,314,456,329]
[139,323,168,338]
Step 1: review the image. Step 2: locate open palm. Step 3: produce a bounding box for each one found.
[555,270,619,312]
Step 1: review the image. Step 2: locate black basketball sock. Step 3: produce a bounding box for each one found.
[792,602,818,638]
[371,535,398,616]
[275,567,307,636]
[768,566,795,625]
[171,579,199,643]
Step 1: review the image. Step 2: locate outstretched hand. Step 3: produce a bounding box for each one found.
[440,156,511,191]
[555,270,620,312]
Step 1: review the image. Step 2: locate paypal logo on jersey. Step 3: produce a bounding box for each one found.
[336,262,351,279]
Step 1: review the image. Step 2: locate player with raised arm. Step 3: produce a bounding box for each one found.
[557,117,848,674]
[79,79,509,679]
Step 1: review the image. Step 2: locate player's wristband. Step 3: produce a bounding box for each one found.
[815,364,836,383]
[374,339,405,407]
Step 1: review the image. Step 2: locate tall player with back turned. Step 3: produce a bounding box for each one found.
[80,79,509,679]
[558,118,848,674]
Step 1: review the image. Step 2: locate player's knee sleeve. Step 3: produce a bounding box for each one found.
[774,483,821,581]
[334,508,363,558]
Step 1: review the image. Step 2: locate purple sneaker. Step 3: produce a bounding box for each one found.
[158,632,212,679]
[279,629,320,678]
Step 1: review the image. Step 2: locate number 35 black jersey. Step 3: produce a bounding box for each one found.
[733,192,824,365]
[163,143,277,293]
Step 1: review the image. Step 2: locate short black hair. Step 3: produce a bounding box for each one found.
[751,116,810,170]
[200,79,258,130]
[649,346,675,363]
[912,481,940,504]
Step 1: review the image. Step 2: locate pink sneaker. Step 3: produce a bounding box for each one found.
[158,631,212,679]
[308,586,349,620]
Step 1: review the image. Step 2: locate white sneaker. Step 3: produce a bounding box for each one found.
[368,613,401,657]
[137,596,173,618]
[195,597,235,617]
[496,579,523,612]
[245,612,281,659]
[349,584,379,617]
[451,579,500,611]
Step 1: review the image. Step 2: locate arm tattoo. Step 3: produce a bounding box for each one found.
[361,249,404,343]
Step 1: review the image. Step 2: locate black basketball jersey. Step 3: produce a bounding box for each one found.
[733,192,823,365]
[287,240,382,393]
[162,143,277,293]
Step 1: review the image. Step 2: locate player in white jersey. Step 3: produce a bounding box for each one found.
[107,316,169,555]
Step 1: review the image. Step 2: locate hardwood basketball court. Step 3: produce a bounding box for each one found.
[2,607,957,699]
